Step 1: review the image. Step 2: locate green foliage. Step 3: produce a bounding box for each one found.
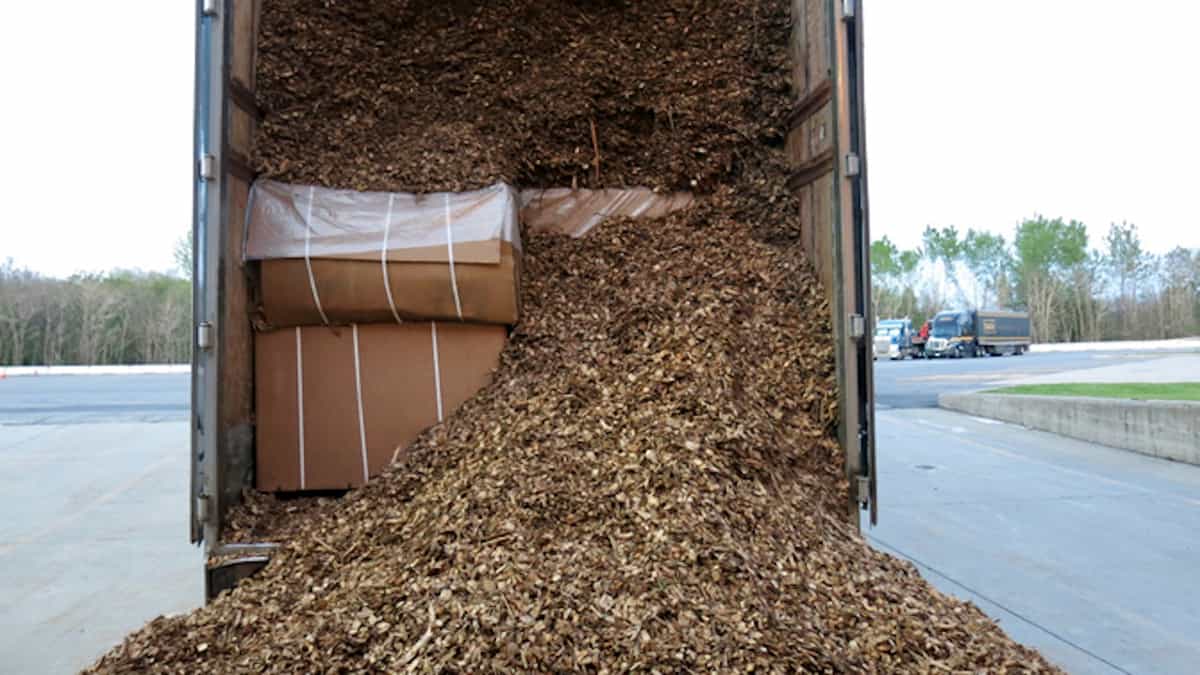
[870,236,925,321]
[962,229,1010,308]
[922,225,963,263]
[921,225,971,306]
[1104,222,1150,286]
[872,215,1198,343]
[0,265,191,366]
[962,230,1008,280]
[1010,216,1091,340]
[897,249,921,276]
[988,382,1200,402]
[870,236,901,280]
[1013,215,1088,274]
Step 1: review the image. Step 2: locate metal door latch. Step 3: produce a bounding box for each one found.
[202,0,219,17]
[856,476,870,508]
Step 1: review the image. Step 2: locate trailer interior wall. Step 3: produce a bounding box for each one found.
[193,0,875,548]
[787,0,875,523]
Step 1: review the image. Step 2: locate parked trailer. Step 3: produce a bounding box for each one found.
[924,310,1032,358]
[191,0,875,598]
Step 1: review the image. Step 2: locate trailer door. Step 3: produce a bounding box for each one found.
[192,0,260,548]
[786,0,876,526]
[838,0,876,525]
[190,0,224,545]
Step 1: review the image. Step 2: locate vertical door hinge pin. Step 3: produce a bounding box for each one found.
[848,313,865,339]
[199,154,216,181]
[197,493,211,523]
[197,322,214,350]
[844,152,861,177]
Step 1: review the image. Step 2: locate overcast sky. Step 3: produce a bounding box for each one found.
[1,1,1197,278]
[0,2,192,279]
[867,1,1200,254]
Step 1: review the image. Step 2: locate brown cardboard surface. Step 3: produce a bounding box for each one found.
[254,329,301,491]
[259,242,521,327]
[298,327,362,489]
[433,323,510,414]
[356,324,441,477]
[255,322,506,492]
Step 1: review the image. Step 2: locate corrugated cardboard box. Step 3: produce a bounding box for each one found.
[246,180,521,327]
[255,322,506,492]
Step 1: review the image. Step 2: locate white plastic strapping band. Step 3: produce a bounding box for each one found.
[380,194,404,324]
[352,324,369,484]
[444,194,464,321]
[295,327,306,490]
[430,322,444,422]
[303,186,331,325]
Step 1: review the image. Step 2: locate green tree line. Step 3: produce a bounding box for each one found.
[0,260,191,366]
[872,217,1200,342]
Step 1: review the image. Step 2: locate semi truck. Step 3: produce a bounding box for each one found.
[873,318,920,360]
[191,0,875,598]
[924,309,1032,358]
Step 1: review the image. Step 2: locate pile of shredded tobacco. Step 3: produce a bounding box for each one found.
[88,0,1057,672]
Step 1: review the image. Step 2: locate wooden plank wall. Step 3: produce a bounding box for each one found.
[788,0,865,523]
[787,0,835,293]
[217,0,261,527]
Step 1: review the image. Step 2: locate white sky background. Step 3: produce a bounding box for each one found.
[867,1,1200,255]
[0,2,1197,278]
[0,2,192,278]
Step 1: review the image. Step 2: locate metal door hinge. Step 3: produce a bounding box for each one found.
[199,154,216,181]
[856,476,870,507]
[202,0,219,17]
[197,322,214,350]
[842,0,856,20]
[196,493,211,523]
[844,153,861,177]
[848,314,865,339]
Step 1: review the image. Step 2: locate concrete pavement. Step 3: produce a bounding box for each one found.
[0,376,200,673]
[868,407,1200,674]
[0,373,189,425]
[938,352,1199,464]
[940,392,1200,465]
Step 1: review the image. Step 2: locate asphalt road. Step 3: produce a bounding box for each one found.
[0,373,189,425]
[0,374,200,674]
[871,352,1200,674]
[872,350,1174,409]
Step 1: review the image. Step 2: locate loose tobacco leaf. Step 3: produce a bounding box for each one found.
[87,1,1061,672]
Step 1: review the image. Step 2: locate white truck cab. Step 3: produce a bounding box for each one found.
[873,318,914,360]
